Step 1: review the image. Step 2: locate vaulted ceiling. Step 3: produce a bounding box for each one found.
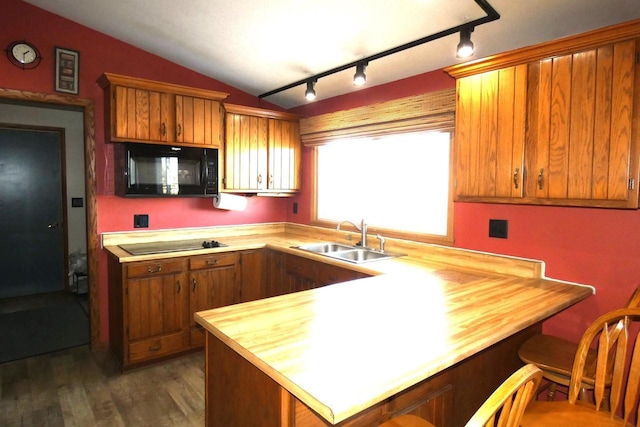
[24,0,640,108]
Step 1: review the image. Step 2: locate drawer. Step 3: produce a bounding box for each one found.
[127,259,184,278]
[128,332,185,363]
[190,252,238,270]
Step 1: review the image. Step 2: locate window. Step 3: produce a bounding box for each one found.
[314,129,453,244]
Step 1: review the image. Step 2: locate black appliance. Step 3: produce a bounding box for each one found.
[115,143,218,197]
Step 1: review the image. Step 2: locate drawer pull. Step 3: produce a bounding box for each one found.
[161,122,166,136]
[148,345,161,352]
[206,259,218,266]
[177,124,182,136]
[147,265,162,273]
[513,168,519,189]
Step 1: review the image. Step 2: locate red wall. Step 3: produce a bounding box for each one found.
[1,0,290,342]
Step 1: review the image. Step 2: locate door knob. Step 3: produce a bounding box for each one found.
[47,222,59,228]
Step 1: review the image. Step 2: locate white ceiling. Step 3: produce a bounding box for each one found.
[24,0,640,109]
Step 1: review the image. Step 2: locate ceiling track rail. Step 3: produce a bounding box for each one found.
[258,0,500,100]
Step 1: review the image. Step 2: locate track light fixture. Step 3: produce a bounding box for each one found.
[456,26,475,58]
[305,80,317,101]
[353,62,367,86]
[258,0,499,102]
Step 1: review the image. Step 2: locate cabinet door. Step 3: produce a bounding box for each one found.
[113,86,172,142]
[175,95,224,147]
[225,113,268,190]
[268,119,301,191]
[189,253,240,346]
[126,271,186,362]
[239,249,267,303]
[455,65,527,199]
[265,249,285,297]
[526,40,638,207]
[284,254,316,293]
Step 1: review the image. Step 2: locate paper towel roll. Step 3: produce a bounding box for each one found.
[213,193,247,211]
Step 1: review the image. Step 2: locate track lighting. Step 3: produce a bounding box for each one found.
[257,0,499,102]
[353,62,367,86]
[456,26,475,58]
[305,80,316,101]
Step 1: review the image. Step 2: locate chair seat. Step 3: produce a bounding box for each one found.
[520,394,632,426]
[378,414,435,427]
[518,333,598,385]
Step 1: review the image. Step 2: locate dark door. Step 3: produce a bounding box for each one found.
[0,126,66,298]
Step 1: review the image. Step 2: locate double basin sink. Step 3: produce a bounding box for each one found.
[294,242,404,264]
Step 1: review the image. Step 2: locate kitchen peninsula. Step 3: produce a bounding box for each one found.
[103,222,592,427]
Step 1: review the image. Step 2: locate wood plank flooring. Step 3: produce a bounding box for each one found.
[0,345,205,426]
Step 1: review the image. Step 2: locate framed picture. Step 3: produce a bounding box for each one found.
[55,47,79,94]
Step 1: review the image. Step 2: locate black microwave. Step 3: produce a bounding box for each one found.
[115,143,218,197]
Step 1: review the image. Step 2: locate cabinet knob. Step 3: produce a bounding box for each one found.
[257,174,263,184]
[192,278,197,292]
[538,168,544,190]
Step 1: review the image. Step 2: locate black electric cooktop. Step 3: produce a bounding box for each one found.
[118,238,227,255]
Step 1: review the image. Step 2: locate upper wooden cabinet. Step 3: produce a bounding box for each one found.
[446,21,640,209]
[98,73,228,148]
[224,104,301,194]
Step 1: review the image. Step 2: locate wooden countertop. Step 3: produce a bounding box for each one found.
[103,223,593,424]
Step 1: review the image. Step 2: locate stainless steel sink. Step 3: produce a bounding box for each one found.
[296,242,355,253]
[294,242,404,264]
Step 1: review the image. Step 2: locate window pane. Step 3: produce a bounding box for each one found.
[317,131,451,236]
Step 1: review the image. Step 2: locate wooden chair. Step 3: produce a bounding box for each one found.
[518,285,640,400]
[520,307,640,426]
[379,364,542,427]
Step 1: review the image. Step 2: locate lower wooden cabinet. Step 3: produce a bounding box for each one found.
[108,248,368,369]
[189,252,240,347]
[107,257,189,368]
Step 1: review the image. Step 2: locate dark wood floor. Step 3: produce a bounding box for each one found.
[0,345,205,426]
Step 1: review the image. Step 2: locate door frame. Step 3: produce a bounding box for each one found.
[0,88,102,351]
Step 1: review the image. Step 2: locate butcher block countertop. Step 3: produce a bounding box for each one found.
[104,222,593,424]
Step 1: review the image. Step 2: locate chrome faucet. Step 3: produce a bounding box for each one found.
[337,219,368,248]
[376,234,386,253]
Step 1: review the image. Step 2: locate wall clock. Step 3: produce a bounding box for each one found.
[6,40,42,69]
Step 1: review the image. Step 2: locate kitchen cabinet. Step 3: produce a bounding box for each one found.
[525,40,638,206]
[265,249,285,298]
[284,254,317,293]
[283,253,371,295]
[189,252,240,347]
[98,73,228,148]
[107,247,367,369]
[239,249,267,303]
[224,104,301,194]
[454,65,527,199]
[446,28,640,208]
[107,257,189,368]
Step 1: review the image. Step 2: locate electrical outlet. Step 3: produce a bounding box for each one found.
[134,214,149,228]
[489,219,508,239]
[293,202,298,214]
